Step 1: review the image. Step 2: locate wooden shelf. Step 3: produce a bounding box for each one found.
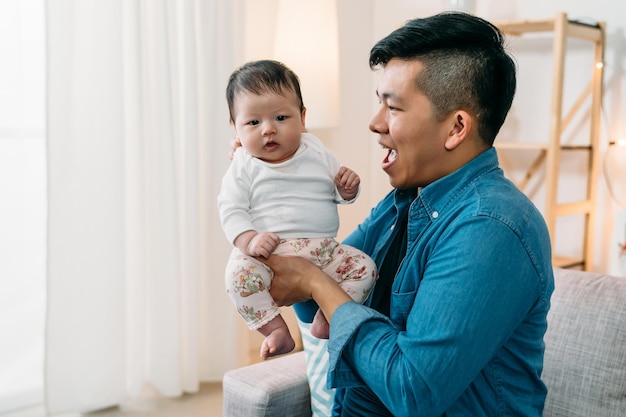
[495,13,605,272]
[553,256,584,269]
[495,142,548,150]
[496,142,593,151]
[497,17,603,42]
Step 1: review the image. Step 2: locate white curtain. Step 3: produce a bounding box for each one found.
[45,0,237,413]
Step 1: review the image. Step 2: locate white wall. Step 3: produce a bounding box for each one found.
[240,0,626,273]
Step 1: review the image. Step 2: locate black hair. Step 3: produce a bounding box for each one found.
[369,12,516,146]
[225,60,304,123]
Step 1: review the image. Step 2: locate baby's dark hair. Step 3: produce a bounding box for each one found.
[226,59,305,123]
[369,12,516,146]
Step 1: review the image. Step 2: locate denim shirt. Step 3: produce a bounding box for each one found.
[328,148,554,417]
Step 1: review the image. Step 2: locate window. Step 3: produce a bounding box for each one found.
[0,0,46,413]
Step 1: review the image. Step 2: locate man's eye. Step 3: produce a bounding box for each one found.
[276,115,287,121]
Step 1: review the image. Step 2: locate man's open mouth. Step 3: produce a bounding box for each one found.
[382,146,398,165]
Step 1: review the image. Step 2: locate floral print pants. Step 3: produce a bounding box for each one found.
[225,237,378,330]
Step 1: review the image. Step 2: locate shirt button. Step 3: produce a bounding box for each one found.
[432,211,439,219]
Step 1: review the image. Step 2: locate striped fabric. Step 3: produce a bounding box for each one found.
[298,320,335,417]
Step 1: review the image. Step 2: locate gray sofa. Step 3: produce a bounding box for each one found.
[223,268,626,416]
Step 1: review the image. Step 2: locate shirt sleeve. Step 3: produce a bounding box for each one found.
[217,149,255,244]
[327,216,543,416]
[302,132,360,205]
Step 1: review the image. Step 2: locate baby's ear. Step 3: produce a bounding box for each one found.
[301,107,307,131]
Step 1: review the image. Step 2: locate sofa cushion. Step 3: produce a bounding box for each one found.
[543,268,626,417]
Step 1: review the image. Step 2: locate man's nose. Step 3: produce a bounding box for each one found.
[369,107,387,134]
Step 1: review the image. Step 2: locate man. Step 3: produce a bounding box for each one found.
[264,12,554,417]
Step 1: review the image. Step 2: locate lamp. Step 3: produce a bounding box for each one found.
[604,138,626,207]
[273,0,340,129]
[445,0,476,14]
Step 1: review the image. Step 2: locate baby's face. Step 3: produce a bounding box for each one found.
[232,90,306,164]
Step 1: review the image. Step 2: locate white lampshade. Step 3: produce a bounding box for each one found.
[274,0,340,129]
[604,138,626,207]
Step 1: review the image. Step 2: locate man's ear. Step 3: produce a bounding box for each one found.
[445,110,471,150]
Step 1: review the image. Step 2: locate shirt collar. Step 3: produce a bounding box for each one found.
[414,147,500,220]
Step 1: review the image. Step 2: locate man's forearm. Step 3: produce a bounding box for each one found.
[310,271,352,322]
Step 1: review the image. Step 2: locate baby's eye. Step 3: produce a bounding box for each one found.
[248,120,259,126]
[276,115,287,121]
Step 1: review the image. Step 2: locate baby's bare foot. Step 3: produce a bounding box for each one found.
[310,310,330,339]
[260,326,296,360]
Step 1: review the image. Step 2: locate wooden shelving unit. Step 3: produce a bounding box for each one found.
[494,13,605,271]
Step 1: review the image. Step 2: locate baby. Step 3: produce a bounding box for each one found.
[218,60,377,359]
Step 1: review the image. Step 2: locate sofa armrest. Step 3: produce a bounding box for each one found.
[543,268,626,416]
[222,351,311,417]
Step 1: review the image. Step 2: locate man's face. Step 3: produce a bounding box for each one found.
[370,59,455,189]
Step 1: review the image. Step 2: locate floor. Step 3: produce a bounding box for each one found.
[3,383,223,417]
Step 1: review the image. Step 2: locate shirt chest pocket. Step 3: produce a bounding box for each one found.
[390,290,417,330]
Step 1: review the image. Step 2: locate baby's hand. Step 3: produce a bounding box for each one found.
[335,166,360,201]
[247,232,280,258]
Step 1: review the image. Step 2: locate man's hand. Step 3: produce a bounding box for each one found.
[262,255,318,306]
[335,166,360,201]
[262,255,352,323]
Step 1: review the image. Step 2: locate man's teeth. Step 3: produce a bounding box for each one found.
[388,149,398,162]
